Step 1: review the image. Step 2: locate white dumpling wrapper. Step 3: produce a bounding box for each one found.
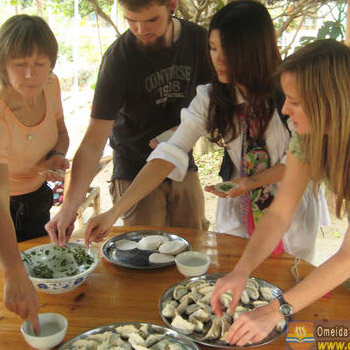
[149,253,175,265]
[158,241,187,255]
[115,239,138,250]
[137,235,169,250]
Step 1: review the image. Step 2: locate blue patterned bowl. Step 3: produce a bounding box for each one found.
[22,243,98,294]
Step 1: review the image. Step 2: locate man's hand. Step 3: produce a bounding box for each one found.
[45,207,75,247]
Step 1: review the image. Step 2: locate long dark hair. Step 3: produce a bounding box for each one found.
[207,0,281,147]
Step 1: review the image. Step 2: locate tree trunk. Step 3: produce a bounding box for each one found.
[35,0,43,16]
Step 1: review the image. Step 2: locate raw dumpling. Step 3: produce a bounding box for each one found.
[167,343,186,350]
[149,253,175,265]
[115,239,138,250]
[171,312,195,334]
[115,324,139,338]
[138,235,169,250]
[158,241,187,255]
[128,332,145,347]
[145,334,165,347]
[204,316,221,340]
[72,338,98,350]
[88,331,112,344]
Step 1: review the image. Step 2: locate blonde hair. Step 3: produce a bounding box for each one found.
[279,39,350,217]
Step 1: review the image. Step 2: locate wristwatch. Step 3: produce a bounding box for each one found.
[277,294,293,322]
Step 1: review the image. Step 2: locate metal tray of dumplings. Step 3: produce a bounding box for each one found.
[159,273,286,348]
[101,230,191,269]
[59,321,200,350]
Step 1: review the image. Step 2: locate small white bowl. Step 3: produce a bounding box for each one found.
[175,251,211,277]
[21,313,68,350]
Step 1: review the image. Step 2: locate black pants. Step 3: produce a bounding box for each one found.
[10,182,53,242]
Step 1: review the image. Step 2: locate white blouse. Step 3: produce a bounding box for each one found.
[148,84,329,263]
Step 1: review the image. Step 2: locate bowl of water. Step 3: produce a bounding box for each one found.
[175,251,211,277]
[21,313,68,350]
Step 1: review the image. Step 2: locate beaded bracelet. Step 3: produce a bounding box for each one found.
[45,150,65,161]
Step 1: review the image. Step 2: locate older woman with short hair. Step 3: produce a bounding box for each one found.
[0,14,69,332]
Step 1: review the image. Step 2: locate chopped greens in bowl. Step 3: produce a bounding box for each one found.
[214,181,239,194]
[21,243,98,294]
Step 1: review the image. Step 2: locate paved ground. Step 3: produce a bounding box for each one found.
[53,89,348,268]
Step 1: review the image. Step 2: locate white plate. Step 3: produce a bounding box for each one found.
[101,230,191,269]
[159,273,286,348]
[214,181,239,194]
[58,321,200,350]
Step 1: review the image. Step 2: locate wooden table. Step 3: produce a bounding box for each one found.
[0,225,349,349]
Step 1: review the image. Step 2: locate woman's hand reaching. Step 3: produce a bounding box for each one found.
[84,208,119,245]
[210,268,248,316]
[225,302,282,346]
[4,267,40,334]
[211,268,283,346]
[36,153,70,182]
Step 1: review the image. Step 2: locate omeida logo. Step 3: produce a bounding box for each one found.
[286,322,315,349]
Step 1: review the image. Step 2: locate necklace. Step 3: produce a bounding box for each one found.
[2,87,43,141]
[27,132,34,141]
[21,94,45,141]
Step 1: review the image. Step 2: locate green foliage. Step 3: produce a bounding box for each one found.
[299,20,344,48]
[79,0,114,18]
[49,0,112,18]
[10,0,32,7]
[194,147,223,185]
[88,71,99,90]
[50,0,74,17]
[58,41,73,62]
[216,0,226,10]
[318,20,343,40]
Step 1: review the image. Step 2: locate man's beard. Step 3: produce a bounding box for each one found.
[136,34,167,53]
[136,14,173,53]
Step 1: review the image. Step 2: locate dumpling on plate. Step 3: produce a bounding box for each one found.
[115,239,138,251]
[158,241,187,255]
[149,253,175,265]
[72,338,98,350]
[137,235,169,250]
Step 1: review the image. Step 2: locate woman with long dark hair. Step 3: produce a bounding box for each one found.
[204,0,329,261]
